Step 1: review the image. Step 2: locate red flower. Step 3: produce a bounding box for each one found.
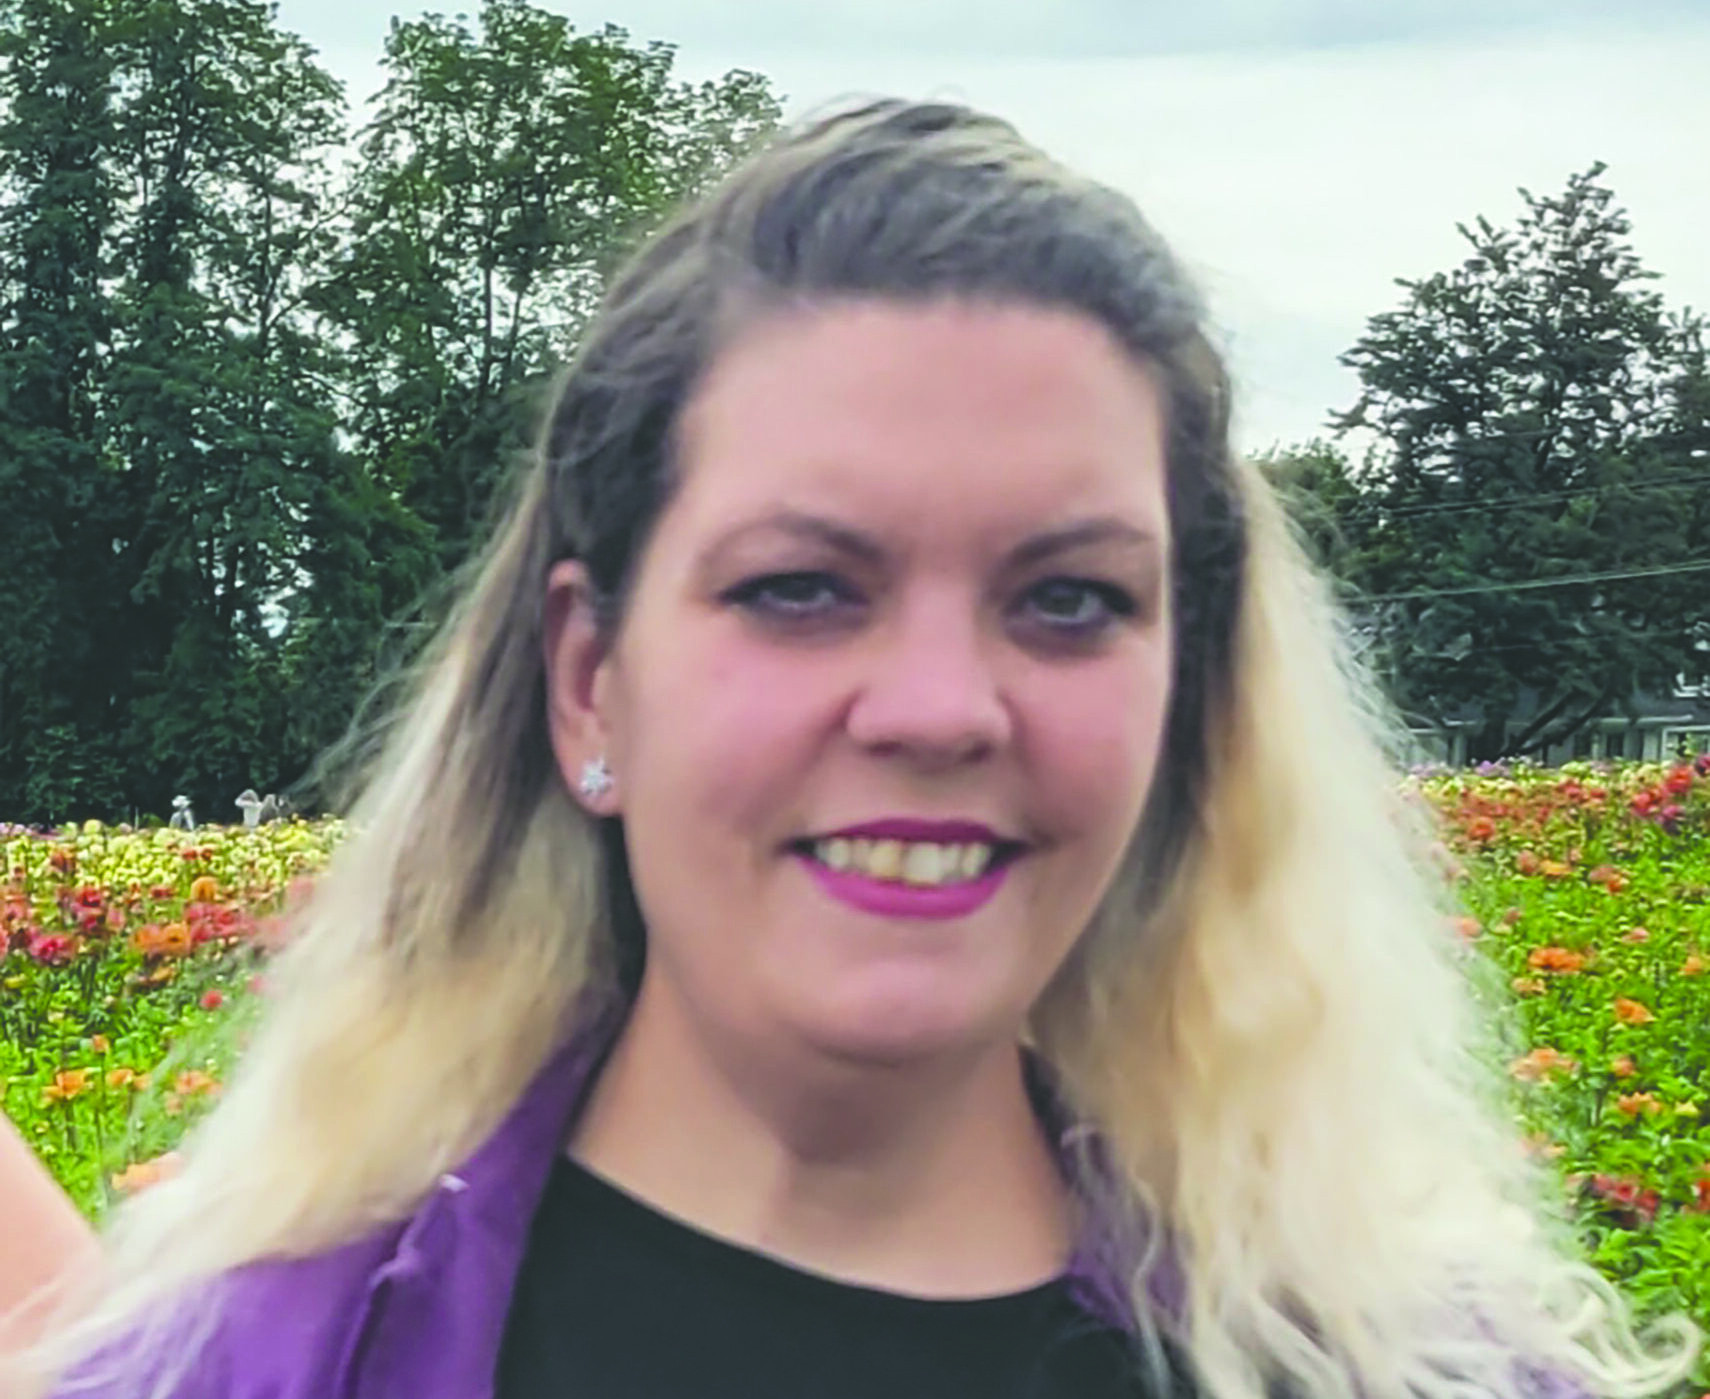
[28,932,77,965]
[1666,765,1695,795]
[199,989,225,1011]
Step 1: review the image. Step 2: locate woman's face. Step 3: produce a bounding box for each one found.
[551,299,1175,1069]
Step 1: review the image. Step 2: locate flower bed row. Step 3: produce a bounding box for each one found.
[1,818,340,1213]
[3,759,1709,1381]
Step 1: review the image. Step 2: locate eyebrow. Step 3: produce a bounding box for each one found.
[705,511,1161,571]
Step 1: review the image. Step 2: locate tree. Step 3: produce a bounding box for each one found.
[0,0,781,823]
[1328,166,1710,761]
[0,0,125,816]
[323,1,779,573]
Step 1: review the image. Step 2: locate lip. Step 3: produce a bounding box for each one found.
[796,851,1013,921]
[812,818,1015,845]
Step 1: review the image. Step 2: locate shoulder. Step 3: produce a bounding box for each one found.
[49,1225,403,1399]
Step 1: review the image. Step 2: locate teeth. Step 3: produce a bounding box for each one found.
[867,839,903,880]
[810,837,1001,886]
[901,843,941,886]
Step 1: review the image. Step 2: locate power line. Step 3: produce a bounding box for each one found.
[1304,468,1710,523]
[1358,559,1710,604]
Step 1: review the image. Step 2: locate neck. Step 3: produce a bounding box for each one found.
[568,980,1074,1299]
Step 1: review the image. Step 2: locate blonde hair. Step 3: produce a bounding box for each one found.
[20,98,1696,1399]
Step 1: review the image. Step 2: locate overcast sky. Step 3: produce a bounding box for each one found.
[275,0,1710,452]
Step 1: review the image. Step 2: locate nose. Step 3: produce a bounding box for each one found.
[844,591,1014,767]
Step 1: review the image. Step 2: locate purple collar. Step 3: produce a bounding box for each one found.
[452,1008,1184,1330]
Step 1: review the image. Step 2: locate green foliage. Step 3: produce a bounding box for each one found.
[0,0,781,825]
[7,768,1710,1379]
[1315,169,1710,760]
[1,818,339,1213]
[1429,757,1710,1386]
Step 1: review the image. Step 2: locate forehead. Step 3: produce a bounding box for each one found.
[668,299,1170,548]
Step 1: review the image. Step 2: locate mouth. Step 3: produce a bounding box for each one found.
[788,823,1029,890]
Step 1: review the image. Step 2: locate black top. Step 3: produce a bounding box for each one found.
[496,1155,1183,1399]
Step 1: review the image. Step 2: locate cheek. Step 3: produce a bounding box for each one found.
[618,625,837,834]
[1023,646,1173,839]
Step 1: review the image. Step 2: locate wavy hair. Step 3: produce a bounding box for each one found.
[20,98,1696,1399]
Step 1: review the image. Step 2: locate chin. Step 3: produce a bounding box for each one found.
[787,977,1022,1069]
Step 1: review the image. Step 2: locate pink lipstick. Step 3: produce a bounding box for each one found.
[800,856,1012,920]
[792,818,1023,921]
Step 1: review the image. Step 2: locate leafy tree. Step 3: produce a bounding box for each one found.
[97,0,352,816]
[0,0,781,823]
[323,1,779,572]
[1328,166,1710,761]
[0,0,125,816]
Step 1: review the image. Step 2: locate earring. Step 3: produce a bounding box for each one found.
[578,756,614,802]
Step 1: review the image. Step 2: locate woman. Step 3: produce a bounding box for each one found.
[25,99,1693,1399]
[0,1113,96,1357]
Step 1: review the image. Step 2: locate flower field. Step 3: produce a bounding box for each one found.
[1427,755,1710,1346]
[1,818,340,1212]
[3,759,1710,1369]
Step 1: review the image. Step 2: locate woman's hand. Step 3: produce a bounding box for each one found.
[0,1110,98,1355]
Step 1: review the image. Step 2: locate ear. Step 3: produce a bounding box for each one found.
[542,560,620,815]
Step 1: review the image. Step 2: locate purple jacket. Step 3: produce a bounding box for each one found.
[61,1028,1149,1399]
[60,1029,1584,1399]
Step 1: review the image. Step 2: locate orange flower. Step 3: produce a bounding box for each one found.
[89,1034,110,1054]
[110,1152,182,1196]
[42,1069,91,1103]
[174,1070,220,1098]
[1615,1092,1664,1117]
[1539,860,1572,879]
[188,876,219,903]
[1452,916,1481,941]
[1622,927,1650,944]
[106,1067,138,1090]
[1465,816,1497,842]
[1516,850,1541,876]
[1529,946,1587,974]
[1614,997,1655,1026]
[1683,953,1707,977]
[135,921,193,957]
[1511,976,1547,997]
[1510,1047,1578,1082]
[1610,1055,1638,1079]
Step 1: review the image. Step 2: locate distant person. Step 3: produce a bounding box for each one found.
[0,1113,96,1360]
[27,99,1693,1399]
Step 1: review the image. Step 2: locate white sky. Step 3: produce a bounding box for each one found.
[275,0,1710,453]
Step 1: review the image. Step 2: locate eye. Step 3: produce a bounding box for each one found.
[1016,577,1139,638]
[721,571,860,623]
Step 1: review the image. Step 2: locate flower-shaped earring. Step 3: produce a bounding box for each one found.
[578,756,614,803]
